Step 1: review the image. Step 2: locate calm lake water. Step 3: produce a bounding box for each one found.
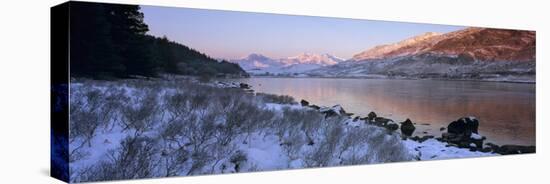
[230,77,536,146]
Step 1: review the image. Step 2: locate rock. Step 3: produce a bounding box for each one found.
[385,123,399,131]
[373,117,393,126]
[442,132,462,142]
[480,147,493,153]
[440,127,446,131]
[400,118,416,136]
[447,117,479,136]
[367,111,377,121]
[410,135,434,143]
[309,105,320,110]
[484,142,500,153]
[353,116,360,122]
[239,83,251,89]
[496,145,536,155]
[469,133,485,148]
[320,105,347,118]
[300,99,310,106]
[443,117,483,149]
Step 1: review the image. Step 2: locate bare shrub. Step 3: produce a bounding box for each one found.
[78,136,159,182]
[69,78,413,181]
[160,147,189,177]
[339,127,372,165]
[305,118,344,167]
[120,89,159,134]
[163,93,190,123]
[366,131,411,163]
[229,150,248,173]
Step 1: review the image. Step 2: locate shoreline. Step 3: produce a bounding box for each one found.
[245,75,536,84]
[215,79,536,156]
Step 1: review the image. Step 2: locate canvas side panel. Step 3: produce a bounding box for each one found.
[51,2,70,183]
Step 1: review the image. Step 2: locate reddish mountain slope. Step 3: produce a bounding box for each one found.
[352,27,535,62]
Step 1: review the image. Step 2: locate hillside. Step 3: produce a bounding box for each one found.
[352,27,535,62]
[69,2,247,79]
[309,27,536,82]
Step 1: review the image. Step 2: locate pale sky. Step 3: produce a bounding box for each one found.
[141,5,464,60]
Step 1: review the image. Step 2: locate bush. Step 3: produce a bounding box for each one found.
[69,78,412,182]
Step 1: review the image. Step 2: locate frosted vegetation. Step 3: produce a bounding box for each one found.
[69,79,412,182]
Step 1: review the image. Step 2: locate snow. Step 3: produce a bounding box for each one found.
[240,134,289,170]
[470,133,483,140]
[403,139,495,160]
[69,79,501,182]
[319,105,344,115]
[231,53,344,75]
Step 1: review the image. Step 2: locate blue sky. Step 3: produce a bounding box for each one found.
[141,5,464,60]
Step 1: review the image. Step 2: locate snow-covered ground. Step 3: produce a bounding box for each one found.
[68,78,496,182]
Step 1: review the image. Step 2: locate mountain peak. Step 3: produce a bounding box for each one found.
[242,53,271,61]
[351,27,534,62]
[231,52,344,74]
[286,53,343,66]
[352,31,442,61]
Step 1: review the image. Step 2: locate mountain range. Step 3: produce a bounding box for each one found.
[308,27,536,82]
[351,27,535,62]
[230,53,344,75]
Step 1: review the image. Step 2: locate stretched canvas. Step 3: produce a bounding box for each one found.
[51,1,536,183]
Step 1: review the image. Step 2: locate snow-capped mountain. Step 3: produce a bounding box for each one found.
[230,53,283,71]
[309,27,536,82]
[352,32,441,61]
[231,53,344,75]
[281,53,344,66]
[351,27,535,62]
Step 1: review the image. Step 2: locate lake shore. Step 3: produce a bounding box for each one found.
[226,76,536,146]
[215,78,535,156]
[246,74,536,84]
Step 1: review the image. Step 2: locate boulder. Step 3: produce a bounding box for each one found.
[442,132,462,142]
[447,117,479,136]
[480,147,493,153]
[496,145,536,155]
[309,104,320,110]
[300,99,310,106]
[410,135,434,143]
[400,118,416,136]
[320,105,347,118]
[443,117,483,149]
[385,123,399,131]
[373,117,392,126]
[485,142,500,151]
[239,83,251,89]
[367,111,377,121]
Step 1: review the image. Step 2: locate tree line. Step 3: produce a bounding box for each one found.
[69,2,246,79]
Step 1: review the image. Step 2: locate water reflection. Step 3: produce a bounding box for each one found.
[232,77,535,146]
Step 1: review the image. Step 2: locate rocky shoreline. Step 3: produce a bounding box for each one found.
[214,80,535,156]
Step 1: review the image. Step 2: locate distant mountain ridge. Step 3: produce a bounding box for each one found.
[230,53,344,74]
[352,27,536,62]
[309,27,536,83]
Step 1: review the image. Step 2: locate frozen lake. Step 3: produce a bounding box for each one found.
[229,77,536,146]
